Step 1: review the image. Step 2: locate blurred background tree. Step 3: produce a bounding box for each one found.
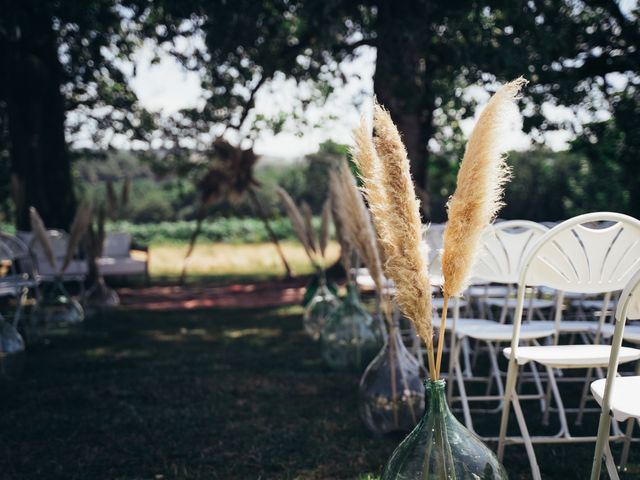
[0,0,638,229]
[0,0,153,229]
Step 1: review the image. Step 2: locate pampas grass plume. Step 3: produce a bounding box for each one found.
[333,161,384,293]
[62,201,93,273]
[441,77,527,298]
[277,187,317,266]
[370,103,433,347]
[29,207,56,270]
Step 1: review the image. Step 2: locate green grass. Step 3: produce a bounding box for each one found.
[0,302,637,479]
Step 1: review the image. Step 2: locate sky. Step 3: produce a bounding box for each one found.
[126,32,623,159]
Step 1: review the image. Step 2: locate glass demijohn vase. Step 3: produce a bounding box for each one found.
[30,278,84,337]
[303,274,339,340]
[320,283,383,371]
[359,319,425,434]
[0,314,25,378]
[381,379,508,479]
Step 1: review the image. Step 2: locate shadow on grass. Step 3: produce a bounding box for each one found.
[0,305,636,479]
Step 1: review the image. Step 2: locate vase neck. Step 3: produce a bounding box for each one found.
[345,282,359,301]
[425,380,450,416]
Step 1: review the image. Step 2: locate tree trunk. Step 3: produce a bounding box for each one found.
[373,1,434,218]
[1,2,76,231]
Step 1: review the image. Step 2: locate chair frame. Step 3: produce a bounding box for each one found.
[590,267,640,479]
[496,212,640,480]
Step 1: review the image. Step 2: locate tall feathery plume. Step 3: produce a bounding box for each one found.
[62,201,93,273]
[277,187,319,269]
[352,118,398,269]
[332,161,384,296]
[300,202,317,255]
[29,207,56,270]
[319,199,331,259]
[355,109,436,380]
[435,77,527,377]
[328,177,353,282]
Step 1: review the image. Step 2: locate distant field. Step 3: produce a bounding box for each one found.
[145,240,340,280]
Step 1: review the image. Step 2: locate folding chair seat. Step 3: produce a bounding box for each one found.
[447,221,551,426]
[591,376,640,423]
[590,267,640,479]
[598,323,640,344]
[504,344,640,369]
[497,213,640,480]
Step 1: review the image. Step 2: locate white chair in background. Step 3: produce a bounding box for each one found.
[590,267,640,479]
[23,230,88,284]
[497,212,640,480]
[98,232,149,283]
[448,220,554,432]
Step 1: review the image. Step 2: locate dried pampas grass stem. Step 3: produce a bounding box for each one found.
[436,77,526,377]
[328,177,353,281]
[332,161,384,296]
[29,207,56,270]
[62,201,93,273]
[277,187,318,269]
[319,199,331,258]
[355,108,436,379]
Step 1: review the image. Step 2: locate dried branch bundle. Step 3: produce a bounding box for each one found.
[29,207,55,270]
[441,77,527,298]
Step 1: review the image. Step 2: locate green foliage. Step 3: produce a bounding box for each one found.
[105,217,324,245]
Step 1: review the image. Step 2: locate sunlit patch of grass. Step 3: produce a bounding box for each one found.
[148,240,340,280]
[223,327,282,339]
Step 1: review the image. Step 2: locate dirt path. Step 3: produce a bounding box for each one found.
[117,278,309,310]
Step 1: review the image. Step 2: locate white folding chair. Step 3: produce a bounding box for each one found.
[497,212,640,480]
[590,267,640,479]
[448,220,554,431]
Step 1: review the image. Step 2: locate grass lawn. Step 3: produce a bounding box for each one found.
[0,298,637,479]
[146,241,340,282]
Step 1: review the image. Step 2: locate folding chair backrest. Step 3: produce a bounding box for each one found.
[616,267,640,322]
[102,232,132,258]
[0,233,37,278]
[520,212,640,295]
[473,220,549,284]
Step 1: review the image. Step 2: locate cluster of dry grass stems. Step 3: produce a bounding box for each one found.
[353,105,437,380]
[276,187,331,274]
[353,78,526,381]
[30,202,93,275]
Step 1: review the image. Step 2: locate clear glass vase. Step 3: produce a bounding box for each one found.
[30,279,84,338]
[359,320,425,434]
[0,314,25,378]
[84,277,120,315]
[381,380,508,479]
[303,275,339,340]
[320,283,383,371]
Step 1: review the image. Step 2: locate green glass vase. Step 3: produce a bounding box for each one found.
[303,276,339,340]
[381,380,508,479]
[0,314,25,378]
[29,279,84,339]
[359,319,425,434]
[320,283,383,371]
